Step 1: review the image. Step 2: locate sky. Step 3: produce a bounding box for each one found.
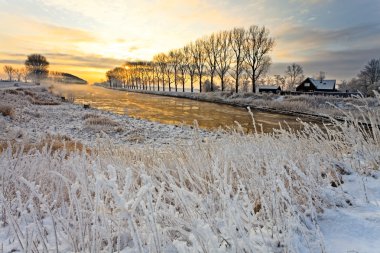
[0,0,379,83]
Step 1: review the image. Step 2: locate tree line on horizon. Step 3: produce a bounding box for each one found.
[105,25,291,93]
[105,24,380,95]
[2,54,49,83]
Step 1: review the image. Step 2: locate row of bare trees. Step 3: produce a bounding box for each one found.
[106,25,275,93]
[2,54,50,83]
[2,66,29,82]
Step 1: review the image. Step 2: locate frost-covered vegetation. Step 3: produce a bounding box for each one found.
[1,99,379,252]
[0,87,214,147]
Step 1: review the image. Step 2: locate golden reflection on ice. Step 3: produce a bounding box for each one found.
[51,84,316,133]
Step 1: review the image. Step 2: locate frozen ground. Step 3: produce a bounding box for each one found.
[0,86,216,147]
[1,85,380,252]
[319,172,380,253]
[0,81,38,89]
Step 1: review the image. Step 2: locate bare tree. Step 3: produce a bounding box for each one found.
[285,63,304,90]
[168,49,181,92]
[215,31,232,91]
[153,53,168,91]
[204,33,218,92]
[3,65,15,81]
[178,49,188,92]
[152,62,160,91]
[14,68,23,82]
[244,25,275,93]
[241,71,250,92]
[344,58,380,96]
[106,69,116,87]
[184,44,197,92]
[114,67,128,88]
[192,39,206,92]
[20,67,28,83]
[146,62,154,90]
[164,56,174,91]
[360,58,380,85]
[273,74,286,88]
[230,27,246,93]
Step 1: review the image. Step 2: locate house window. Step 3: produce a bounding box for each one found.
[304,83,310,87]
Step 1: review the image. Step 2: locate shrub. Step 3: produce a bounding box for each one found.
[0,104,14,117]
[30,98,60,105]
[85,115,119,126]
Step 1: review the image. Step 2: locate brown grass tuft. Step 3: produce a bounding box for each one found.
[0,135,90,154]
[30,98,60,105]
[23,90,37,98]
[4,89,19,95]
[0,104,15,117]
[85,115,119,126]
[82,113,101,120]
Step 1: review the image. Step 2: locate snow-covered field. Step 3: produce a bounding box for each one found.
[0,86,215,148]
[0,81,38,90]
[0,86,380,252]
[320,173,380,253]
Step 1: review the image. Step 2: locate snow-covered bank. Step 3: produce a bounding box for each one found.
[0,86,215,148]
[0,81,38,90]
[319,172,380,253]
[1,91,380,252]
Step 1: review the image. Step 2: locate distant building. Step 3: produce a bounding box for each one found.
[296,77,337,92]
[257,85,282,94]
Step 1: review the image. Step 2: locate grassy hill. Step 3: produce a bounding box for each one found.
[49,71,87,84]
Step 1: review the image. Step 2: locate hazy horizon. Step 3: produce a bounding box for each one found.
[1,0,379,83]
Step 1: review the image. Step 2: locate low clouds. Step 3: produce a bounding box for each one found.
[272,46,380,80]
[1,0,379,82]
[270,22,380,79]
[289,0,331,4]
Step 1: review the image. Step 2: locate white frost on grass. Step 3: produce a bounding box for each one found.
[0,81,39,92]
[1,87,380,252]
[0,87,215,147]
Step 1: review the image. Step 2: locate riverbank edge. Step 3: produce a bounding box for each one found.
[1,86,217,148]
[102,86,341,123]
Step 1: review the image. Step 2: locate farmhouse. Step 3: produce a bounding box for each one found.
[257,85,282,94]
[296,77,337,92]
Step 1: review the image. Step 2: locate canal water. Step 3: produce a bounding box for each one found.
[51,84,316,133]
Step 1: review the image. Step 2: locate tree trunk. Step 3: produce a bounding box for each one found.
[235,66,240,93]
[182,74,185,92]
[174,69,177,92]
[190,76,194,93]
[210,74,214,92]
[252,71,256,93]
[199,75,202,93]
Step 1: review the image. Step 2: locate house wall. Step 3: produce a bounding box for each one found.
[296,79,316,92]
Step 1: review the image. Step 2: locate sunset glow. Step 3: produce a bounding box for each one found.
[1,0,379,83]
